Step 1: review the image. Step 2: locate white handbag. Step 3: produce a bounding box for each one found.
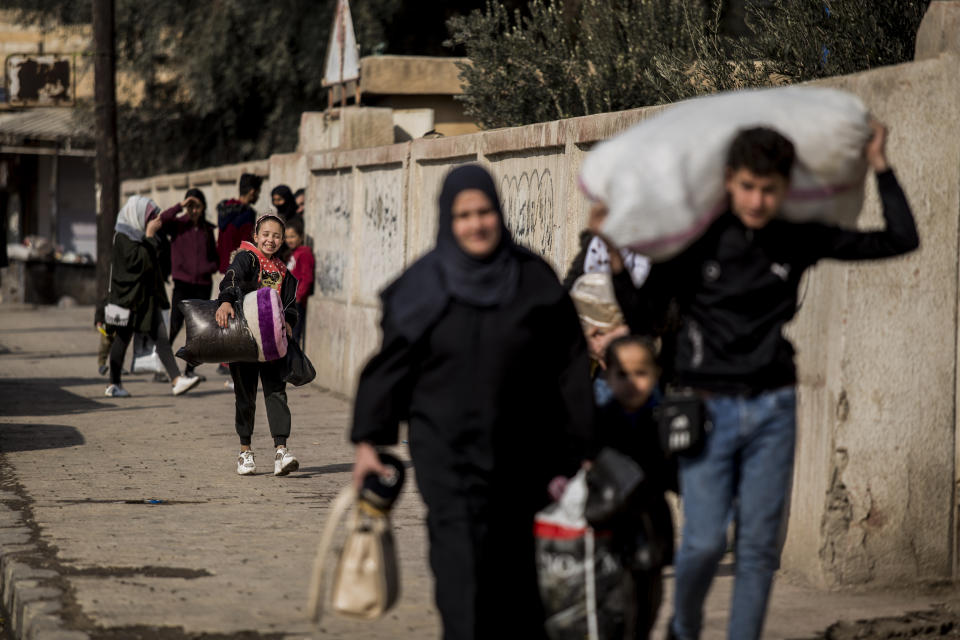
[104,303,131,327]
[307,486,400,622]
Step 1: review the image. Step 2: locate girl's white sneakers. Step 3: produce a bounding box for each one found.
[274,447,299,476]
[237,450,256,475]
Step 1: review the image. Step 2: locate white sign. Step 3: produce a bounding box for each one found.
[6,54,74,105]
[323,0,360,86]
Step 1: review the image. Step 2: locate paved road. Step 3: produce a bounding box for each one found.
[0,305,957,639]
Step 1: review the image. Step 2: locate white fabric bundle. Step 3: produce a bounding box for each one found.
[579,86,873,261]
[569,273,624,332]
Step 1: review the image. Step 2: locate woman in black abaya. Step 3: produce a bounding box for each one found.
[351,165,595,640]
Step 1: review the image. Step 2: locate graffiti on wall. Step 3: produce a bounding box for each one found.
[315,250,346,295]
[499,168,556,257]
[314,170,352,297]
[364,184,400,242]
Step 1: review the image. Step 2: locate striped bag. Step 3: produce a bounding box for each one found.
[241,287,288,362]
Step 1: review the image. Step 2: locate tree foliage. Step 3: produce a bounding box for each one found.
[8,0,514,178]
[449,0,931,129]
[8,0,931,175]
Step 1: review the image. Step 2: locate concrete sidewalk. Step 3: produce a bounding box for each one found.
[0,304,956,639]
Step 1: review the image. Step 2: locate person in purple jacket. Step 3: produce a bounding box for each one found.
[159,188,219,378]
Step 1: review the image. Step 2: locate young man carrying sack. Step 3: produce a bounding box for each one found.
[592,121,918,639]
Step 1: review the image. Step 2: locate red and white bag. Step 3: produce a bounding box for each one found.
[535,471,627,640]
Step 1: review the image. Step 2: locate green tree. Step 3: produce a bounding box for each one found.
[447,0,709,129]
[449,0,931,129]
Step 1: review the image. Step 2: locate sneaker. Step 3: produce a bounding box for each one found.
[217,364,230,375]
[98,364,109,376]
[104,384,130,398]
[237,450,256,475]
[274,447,299,476]
[171,374,200,396]
[224,380,235,390]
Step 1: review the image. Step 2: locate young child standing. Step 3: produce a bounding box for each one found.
[284,217,314,349]
[597,336,676,639]
[216,214,300,476]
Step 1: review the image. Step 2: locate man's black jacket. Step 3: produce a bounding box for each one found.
[613,170,919,395]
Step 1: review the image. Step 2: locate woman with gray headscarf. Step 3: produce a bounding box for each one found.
[103,196,200,397]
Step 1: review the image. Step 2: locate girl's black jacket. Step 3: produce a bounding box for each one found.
[216,249,300,329]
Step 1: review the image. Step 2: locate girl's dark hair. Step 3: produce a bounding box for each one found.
[286,216,304,237]
[726,127,796,179]
[184,188,206,210]
[254,213,285,234]
[605,335,659,372]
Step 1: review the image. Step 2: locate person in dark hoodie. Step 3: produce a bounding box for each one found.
[216,173,262,378]
[217,173,262,274]
[158,188,219,378]
[350,164,595,640]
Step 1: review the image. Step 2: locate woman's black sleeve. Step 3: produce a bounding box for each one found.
[350,310,418,446]
[217,251,256,305]
[108,237,149,307]
[552,290,597,460]
[561,230,593,290]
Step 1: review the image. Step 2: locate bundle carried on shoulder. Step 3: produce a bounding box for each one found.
[176,287,288,365]
[579,86,873,261]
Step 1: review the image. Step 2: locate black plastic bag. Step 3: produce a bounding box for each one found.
[282,338,316,386]
[585,448,646,527]
[175,299,259,365]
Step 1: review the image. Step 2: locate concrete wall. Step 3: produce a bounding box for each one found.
[782,55,960,588]
[121,7,960,588]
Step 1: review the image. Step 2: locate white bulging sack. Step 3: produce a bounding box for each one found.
[579,86,872,261]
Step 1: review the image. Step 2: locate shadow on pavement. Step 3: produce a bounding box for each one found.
[296,459,413,478]
[0,325,90,334]
[0,379,111,417]
[296,463,354,476]
[0,423,85,452]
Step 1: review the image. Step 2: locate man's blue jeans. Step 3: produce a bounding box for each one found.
[671,387,797,640]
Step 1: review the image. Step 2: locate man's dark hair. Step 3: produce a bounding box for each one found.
[287,216,305,237]
[605,335,659,372]
[726,127,796,179]
[239,173,263,196]
[293,188,305,199]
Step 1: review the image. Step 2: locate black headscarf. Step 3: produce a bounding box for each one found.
[270,184,297,221]
[384,164,521,343]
